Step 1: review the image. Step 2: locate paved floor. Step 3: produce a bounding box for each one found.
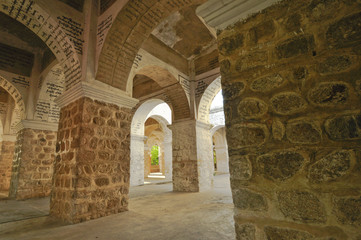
[0,174,235,240]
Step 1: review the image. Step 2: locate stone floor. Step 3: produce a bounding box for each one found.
[0,174,235,240]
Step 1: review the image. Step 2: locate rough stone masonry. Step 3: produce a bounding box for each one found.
[218,0,361,239]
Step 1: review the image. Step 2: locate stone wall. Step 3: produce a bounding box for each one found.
[218,0,361,239]
[0,141,15,192]
[50,97,132,223]
[9,129,56,200]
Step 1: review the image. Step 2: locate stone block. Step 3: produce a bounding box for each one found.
[237,98,268,119]
[271,92,306,115]
[235,223,256,240]
[278,190,327,223]
[257,150,305,181]
[235,51,268,72]
[219,33,244,56]
[293,67,308,81]
[264,226,314,240]
[286,120,321,144]
[250,74,285,92]
[222,81,246,100]
[229,155,252,181]
[249,20,275,43]
[227,123,268,149]
[308,82,349,106]
[272,119,285,140]
[233,188,268,211]
[334,196,361,226]
[284,13,302,32]
[276,35,314,59]
[324,113,361,140]
[319,56,352,74]
[308,150,352,183]
[327,12,361,48]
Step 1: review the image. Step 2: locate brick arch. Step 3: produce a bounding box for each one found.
[198,76,221,123]
[0,0,81,90]
[0,75,26,120]
[136,65,190,120]
[96,0,206,90]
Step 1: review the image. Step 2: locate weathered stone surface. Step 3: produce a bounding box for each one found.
[276,35,314,59]
[271,92,306,115]
[9,129,56,200]
[235,223,255,240]
[308,82,349,106]
[278,190,327,223]
[227,123,268,149]
[220,60,231,75]
[250,74,284,92]
[327,12,361,48]
[235,51,268,72]
[286,120,321,144]
[324,113,361,140]
[230,155,252,180]
[308,150,352,183]
[249,20,275,43]
[272,119,285,140]
[257,151,305,181]
[218,33,244,56]
[237,98,268,119]
[0,141,15,192]
[334,197,361,226]
[233,188,268,211]
[285,13,302,32]
[293,67,307,81]
[264,226,314,240]
[223,82,246,100]
[319,56,352,74]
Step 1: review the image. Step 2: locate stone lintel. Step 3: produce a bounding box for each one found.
[197,0,280,30]
[55,81,139,109]
[170,119,212,130]
[15,120,58,132]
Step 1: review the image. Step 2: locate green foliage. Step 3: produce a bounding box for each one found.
[151,145,159,165]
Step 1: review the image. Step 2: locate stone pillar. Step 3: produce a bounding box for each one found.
[51,82,138,223]
[0,135,16,193]
[170,120,213,192]
[163,133,172,181]
[215,145,229,173]
[144,144,150,178]
[9,121,57,200]
[130,134,146,186]
[202,0,361,238]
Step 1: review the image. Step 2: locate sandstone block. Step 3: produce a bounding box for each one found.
[286,120,321,144]
[227,123,268,149]
[285,13,302,32]
[233,188,268,211]
[325,114,361,140]
[308,150,352,183]
[334,196,361,226]
[223,82,246,100]
[257,151,305,181]
[308,82,349,106]
[278,190,326,223]
[249,20,275,43]
[235,223,256,240]
[237,98,268,119]
[293,67,308,81]
[250,74,284,92]
[264,226,314,240]
[219,33,244,56]
[229,155,252,181]
[272,119,285,140]
[319,56,352,74]
[327,12,361,48]
[276,35,314,59]
[271,92,306,115]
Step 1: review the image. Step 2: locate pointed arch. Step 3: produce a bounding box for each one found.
[0,0,81,90]
[0,75,26,120]
[198,76,222,123]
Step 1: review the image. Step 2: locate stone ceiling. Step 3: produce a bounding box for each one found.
[151,5,216,60]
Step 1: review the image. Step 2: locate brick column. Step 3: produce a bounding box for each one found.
[170,120,213,192]
[51,82,138,223]
[9,121,57,200]
[0,135,16,194]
